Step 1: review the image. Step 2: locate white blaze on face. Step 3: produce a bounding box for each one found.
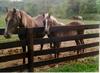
[45,19,48,30]
[44,13,49,31]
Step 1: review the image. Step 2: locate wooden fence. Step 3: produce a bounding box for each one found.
[0,24,99,72]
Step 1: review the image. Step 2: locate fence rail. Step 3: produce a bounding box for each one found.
[0,42,99,63]
[0,33,99,49]
[0,51,99,72]
[0,24,99,35]
[0,24,99,72]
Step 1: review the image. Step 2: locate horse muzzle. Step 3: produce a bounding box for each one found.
[44,30,50,35]
[4,33,11,39]
[44,28,50,34]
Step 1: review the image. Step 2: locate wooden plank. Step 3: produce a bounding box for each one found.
[0,51,98,72]
[0,52,27,62]
[0,33,99,49]
[33,33,99,45]
[0,51,99,71]
[33,42,99,56]
[0,24,99,35]
[0,64,28,72]
[33,51,99,68]
[0,27,44,35]
[0,42,98,62]
[50,24,100,32]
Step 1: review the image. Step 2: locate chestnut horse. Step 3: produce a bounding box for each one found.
[43,13,84,58]
[4,8,46,64]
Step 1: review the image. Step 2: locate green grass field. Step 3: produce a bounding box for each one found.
[47,56,99,72]
[0,15,5,27]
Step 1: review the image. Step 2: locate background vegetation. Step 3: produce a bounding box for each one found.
[0,0,100,20]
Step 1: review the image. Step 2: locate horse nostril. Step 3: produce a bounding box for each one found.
[44,30,50,35]
[4,33,11,39]
[44,31,47,34]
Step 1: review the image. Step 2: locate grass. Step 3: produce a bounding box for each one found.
[0,15,5,27]
[47,56,99,72]
[0,35,19,43]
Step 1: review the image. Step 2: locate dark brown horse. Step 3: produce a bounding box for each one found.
[43,13,84,58]
[4,8,46,64]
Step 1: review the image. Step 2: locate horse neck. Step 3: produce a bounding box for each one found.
[21,11,37,28]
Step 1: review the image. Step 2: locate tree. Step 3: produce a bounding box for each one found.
[96,0,100,13]
[80,0,97,14]
[66,0,80,17]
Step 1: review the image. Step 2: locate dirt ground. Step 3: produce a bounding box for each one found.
[0,36,99,71]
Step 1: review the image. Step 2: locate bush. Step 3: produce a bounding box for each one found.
[81,14,100,21]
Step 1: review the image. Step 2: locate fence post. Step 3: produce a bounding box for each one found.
[27,28,34,72]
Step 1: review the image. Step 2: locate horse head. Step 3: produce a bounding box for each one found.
[43,13,57,35]
[4,8,22,38]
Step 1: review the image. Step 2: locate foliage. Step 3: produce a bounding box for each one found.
[0,0,100,20]
[96,0,100,13]
[0,15,5,27]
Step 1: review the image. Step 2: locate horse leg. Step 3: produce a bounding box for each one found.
[56,42,61,58]
[75,40,80,54]
[20,39,27,64]
[40,44,43,51]
[49,42,54,58]
[78,30,84,53]
[51,42,57,58]
[50,42,53,48]
[54,42,61,58]
[22,45,26,64]
[18,34,27,64]
[53,42,57,58]
[80,39,85,53]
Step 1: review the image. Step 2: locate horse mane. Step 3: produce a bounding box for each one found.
[33,15,44,27]
[20,10,37,28]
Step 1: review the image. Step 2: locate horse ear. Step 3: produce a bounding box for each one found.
[13,8,17,14]
[5,7,8,12]
[48,13,51,18]
[42,13,45,17]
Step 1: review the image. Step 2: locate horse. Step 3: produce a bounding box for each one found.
[43,13,84,58]
[4,8,46,64]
